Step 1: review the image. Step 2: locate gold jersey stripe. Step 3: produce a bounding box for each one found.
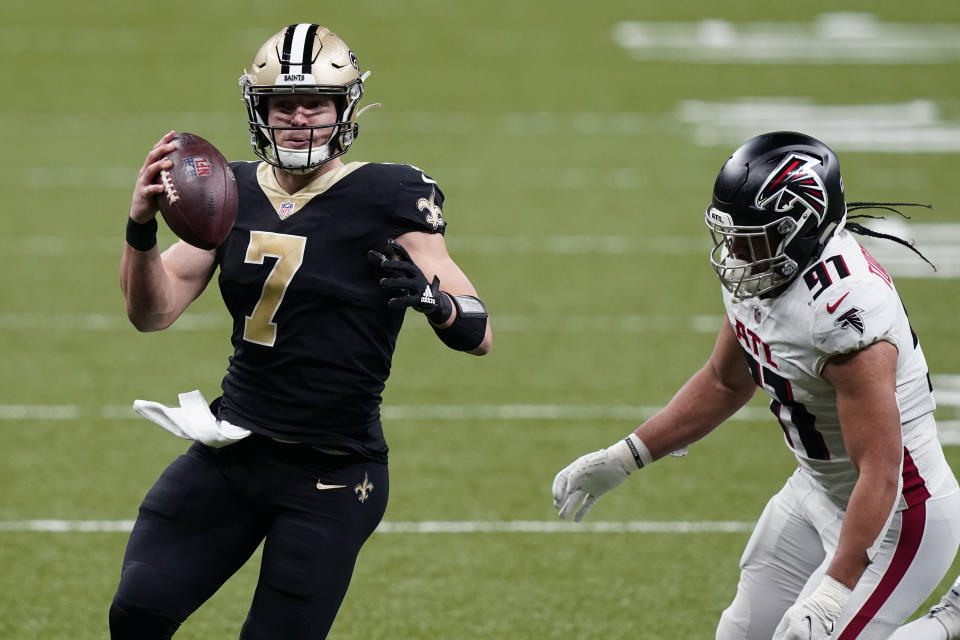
[256,161,368,220]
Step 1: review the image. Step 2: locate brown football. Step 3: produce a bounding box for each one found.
[154,132,237,250]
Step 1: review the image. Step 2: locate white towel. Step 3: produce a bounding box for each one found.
[132,390,251,448]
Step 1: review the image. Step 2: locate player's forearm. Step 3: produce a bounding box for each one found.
[426,291,491,355]
[827,463,900,589]
[823,342,902,590]
[635,365,754,460]
[119,245,179,332]
[465,318,492,355]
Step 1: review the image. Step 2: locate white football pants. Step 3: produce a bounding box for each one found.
[716,467,960,640]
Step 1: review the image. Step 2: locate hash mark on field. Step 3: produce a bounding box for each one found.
[0,520,755,534]
[0,405,78,420]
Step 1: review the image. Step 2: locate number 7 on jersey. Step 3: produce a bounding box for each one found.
[243,231,306,347]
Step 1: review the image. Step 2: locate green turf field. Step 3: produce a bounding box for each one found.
[2,0,959,637]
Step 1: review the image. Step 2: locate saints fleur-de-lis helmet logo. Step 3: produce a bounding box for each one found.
[354,472,374,504]
[417,189,445,230]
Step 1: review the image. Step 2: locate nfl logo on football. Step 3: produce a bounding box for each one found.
[278,201,296,219]
[183,156,212,180]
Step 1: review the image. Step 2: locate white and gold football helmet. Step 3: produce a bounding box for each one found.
[239,24,375,172]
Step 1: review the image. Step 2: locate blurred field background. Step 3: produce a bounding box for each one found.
[1,0,959,637]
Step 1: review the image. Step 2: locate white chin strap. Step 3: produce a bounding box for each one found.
[272,144,332,172]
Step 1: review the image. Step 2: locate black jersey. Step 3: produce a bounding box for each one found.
[214,161,447,461]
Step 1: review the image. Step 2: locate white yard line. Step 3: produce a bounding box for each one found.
[6,401,957,446]
[0,403,771,422]
[0,519,755,534]
[3,401,956,426]
[613,14,960,65]
[377,520,754,533]
[380,404,771,421]
[0,312,226,331]
[675,98,960,154]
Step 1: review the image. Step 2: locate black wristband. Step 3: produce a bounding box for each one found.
[624,436,645,469]
[126,217,158,252]
[431,295,488,351]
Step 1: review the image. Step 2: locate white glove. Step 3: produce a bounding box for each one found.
[133,390,251,448]
[552,434,649,522]
[773,576,851,640]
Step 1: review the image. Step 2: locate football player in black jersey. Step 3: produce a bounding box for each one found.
[113,23,491,640]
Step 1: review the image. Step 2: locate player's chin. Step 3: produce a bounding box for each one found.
[279,140,312,150]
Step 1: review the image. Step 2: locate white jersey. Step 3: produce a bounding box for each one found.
[722,228,956,509]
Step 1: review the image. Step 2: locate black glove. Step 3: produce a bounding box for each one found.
[367,239,452,323]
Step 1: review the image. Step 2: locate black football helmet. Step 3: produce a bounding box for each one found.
[705,131,846,298]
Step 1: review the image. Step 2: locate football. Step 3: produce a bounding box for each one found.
[155,132,237,250]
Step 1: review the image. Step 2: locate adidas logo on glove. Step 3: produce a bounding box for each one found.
[420,284,435,306]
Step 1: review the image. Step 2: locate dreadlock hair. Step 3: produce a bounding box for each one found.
[844,202,937,271]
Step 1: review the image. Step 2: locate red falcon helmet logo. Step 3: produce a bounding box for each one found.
[755,153,828,218]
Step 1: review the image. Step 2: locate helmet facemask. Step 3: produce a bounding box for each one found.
[706,207,819,299]
[241,78,363,173]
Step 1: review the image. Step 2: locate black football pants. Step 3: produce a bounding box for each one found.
[109,434,388,639]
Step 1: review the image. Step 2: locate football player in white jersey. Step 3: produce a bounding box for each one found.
[552,131,960,639]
